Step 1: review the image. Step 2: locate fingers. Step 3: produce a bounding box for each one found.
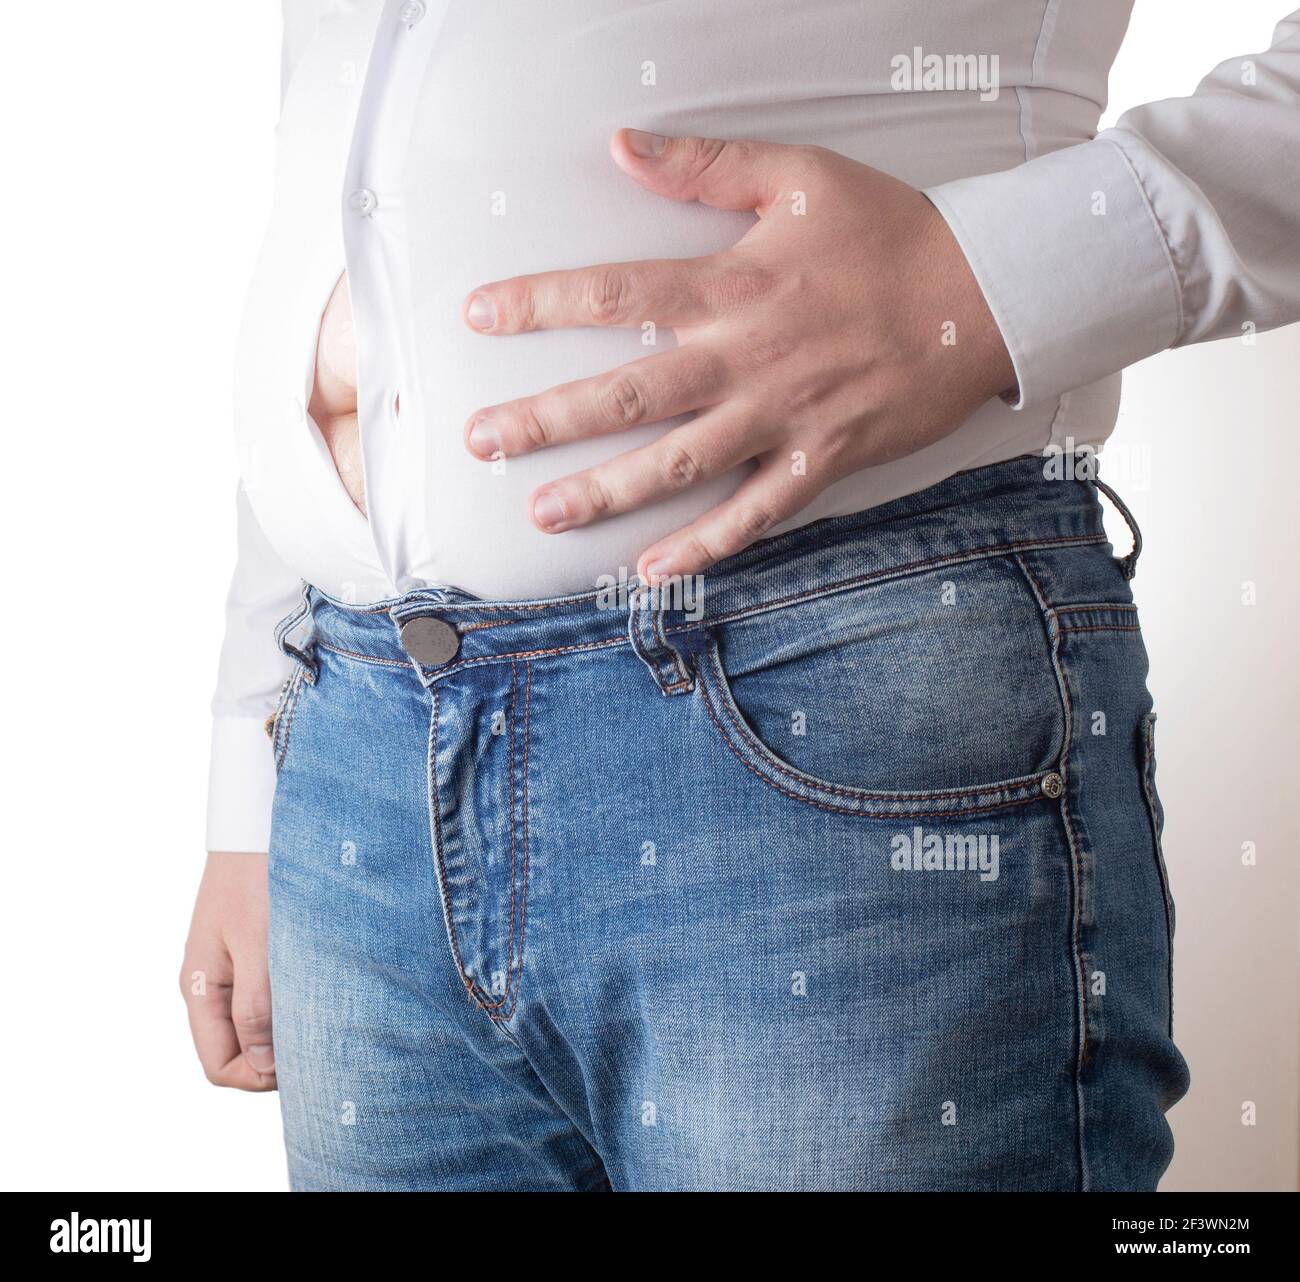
[181,938,276,1093]
[465,346,727,460]
[635,456,813,582]
[527,407,774,534]
[463,133,811,335]
[610,129,809,215]
[464,255,721,335]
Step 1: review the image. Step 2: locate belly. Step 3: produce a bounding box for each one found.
[389,6,1060,597]
[251,0,1125,601]
[309,272,366,514]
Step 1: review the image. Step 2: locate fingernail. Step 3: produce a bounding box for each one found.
[468,416,501,458]
[246,1044,275,1072]
[642,560,671,585]
[467,294,497,331]
[626,129,667,158]
[533,492,568,531]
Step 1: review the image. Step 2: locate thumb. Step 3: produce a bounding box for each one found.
[611,129,795,215]
[229,943,276,1080]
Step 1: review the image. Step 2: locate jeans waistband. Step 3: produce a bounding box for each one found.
[280,455,1121,691]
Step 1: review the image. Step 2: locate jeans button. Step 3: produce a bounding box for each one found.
[399,617,460,665]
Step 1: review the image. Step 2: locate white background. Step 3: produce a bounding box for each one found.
[1,2,1295,1192]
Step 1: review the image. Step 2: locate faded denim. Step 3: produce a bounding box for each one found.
[267,455,1189,1191]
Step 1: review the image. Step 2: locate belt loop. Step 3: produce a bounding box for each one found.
[628,583,693,695]
[1089,472,1143,581]
[274,580,319,681]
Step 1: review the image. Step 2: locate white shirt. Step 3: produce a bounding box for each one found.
[208,0,1300,851]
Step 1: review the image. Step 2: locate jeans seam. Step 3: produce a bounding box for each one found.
[1140,712,1175,1038]
[509,662,534,1023]
[697,651,1047,820]
[317,634,626,672]
[1056,624,1141,634]
[427,687,475,1002]
[273,667,305,772]
[681,533,1109,634]
[308,536,1110,675]
[426,675,532,1025]
[1013,550,1089,1192]
[481,661,524,1017]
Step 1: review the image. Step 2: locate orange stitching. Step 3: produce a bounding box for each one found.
[427,689,478,1005]
[480,663,520,1011]
[702,645,1044,805]
[494,662,533,1024]
[1057,624,1142,634]
[677,533,1108,633]
[312,535,1110,672]
[697,674,1039,820]
[316,634,628,671]
[316,640,410,668]
[457,619,518,632]
[441,663,530,1021]
[457,664,522,1015]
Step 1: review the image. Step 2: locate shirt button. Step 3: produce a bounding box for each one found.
[400,0,426,25]
[399,617,460,666]
[348,187,378,217]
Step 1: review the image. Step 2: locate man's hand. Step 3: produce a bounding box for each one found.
[462,129,1015,583]
[180,853,276,1091]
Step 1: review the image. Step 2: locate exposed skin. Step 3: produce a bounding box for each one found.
[185,129,1013,1090]
[181,853,276,1091]
[310,271,366,513]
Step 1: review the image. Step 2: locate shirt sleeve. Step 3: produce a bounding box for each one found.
[206,485,302,853]
[923,8,1300,410]
[204,3,322,853]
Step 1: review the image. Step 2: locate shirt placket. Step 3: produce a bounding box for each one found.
[340,0,446,592]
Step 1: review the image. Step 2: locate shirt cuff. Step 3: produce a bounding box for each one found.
[205,715,278,853]
[924,134,1183,410]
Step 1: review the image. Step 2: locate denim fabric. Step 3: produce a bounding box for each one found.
[266,456,1189,1191]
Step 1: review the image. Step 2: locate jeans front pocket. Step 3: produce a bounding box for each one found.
[694,553,1069,820]
[268,665,308,774]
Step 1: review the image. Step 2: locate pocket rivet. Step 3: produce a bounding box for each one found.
[1041,771,1065,799]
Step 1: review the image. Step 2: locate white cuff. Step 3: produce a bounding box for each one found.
[205,715,278,853]
[924,135,1183,410]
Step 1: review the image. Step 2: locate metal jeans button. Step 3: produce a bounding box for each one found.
[399,616,460,665]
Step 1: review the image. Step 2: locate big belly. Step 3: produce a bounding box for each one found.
[371,2,1076,597]
[398,126,1026,595]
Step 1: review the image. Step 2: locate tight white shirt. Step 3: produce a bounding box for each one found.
[208,0,1300,851]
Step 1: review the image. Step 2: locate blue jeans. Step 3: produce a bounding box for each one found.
[267,456,1189,1190]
